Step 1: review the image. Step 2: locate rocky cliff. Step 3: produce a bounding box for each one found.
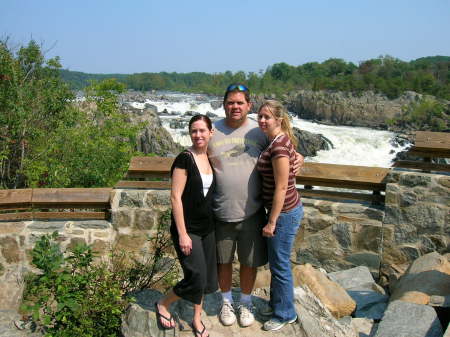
[283,90,430,130]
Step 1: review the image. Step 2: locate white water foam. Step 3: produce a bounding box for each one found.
[142,92,409,168]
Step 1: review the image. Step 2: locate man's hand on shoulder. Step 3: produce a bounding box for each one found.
[293,152,304,175]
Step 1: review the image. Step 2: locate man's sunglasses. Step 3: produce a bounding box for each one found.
[226,84,249,92]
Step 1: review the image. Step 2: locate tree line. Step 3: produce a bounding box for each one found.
[61,55,450,100]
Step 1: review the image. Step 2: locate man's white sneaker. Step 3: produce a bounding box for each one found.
[219,301,236,326]
[237,302,255,327]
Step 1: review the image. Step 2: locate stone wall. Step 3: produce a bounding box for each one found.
[1,170,449,311]
[294,171,449,282]
[294,198,385,278]
[0,189,171,311]
[382,171,450,278]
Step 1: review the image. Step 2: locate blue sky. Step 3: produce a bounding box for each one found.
[2,0,450,74]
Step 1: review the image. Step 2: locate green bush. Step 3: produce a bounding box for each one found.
[21,232,130,337]
[1,39,144,189]
[21,211,178,336]
[388,97,449,131]
[23,79,143,188]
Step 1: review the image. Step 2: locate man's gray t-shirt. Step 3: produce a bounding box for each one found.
[208,118,268,222]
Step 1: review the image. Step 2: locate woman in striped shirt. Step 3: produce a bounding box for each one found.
[256,100,303,331]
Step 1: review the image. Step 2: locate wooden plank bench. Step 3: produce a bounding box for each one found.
[393,131,450,172]
[116,156,390,203]
[0,188,112,221]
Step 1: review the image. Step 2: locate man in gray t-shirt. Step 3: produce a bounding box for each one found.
[207,84,306,328]
[209,117,267,222]
[208,83,265,327]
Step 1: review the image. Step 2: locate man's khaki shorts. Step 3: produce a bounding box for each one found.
[215,208,268,268]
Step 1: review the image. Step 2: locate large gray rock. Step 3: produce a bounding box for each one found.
[374,300,443,337]
[120,104,182,156]
[390,252,450,305]
[293,285,357,337]
[0,267,25,311]
[350,318,377,337]
[328,266,375,289]
[346,286,388,320]
[328,266,388,320]
[293,127,333,157]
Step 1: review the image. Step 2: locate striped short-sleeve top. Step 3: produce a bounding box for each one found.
[256,134,300,212]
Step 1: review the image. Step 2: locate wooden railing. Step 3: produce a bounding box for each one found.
[393,131,450,172]
[115,156,390,204]
[2,132,446,217]
[0,188,112,221]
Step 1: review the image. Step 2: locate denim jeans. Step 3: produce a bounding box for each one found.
[267,203,303,322]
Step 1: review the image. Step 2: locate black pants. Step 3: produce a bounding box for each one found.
[171,228,218,305]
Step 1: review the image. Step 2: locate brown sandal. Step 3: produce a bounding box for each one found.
[155,302,175,329]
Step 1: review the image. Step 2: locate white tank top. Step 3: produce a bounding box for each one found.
[200,173,213,196]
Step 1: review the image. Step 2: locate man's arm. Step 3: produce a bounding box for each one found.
[292,152,304,175]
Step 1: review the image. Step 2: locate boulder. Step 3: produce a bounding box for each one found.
[206,111,218,118]
[293,285,357,337]
[0,266,25,311]
[390,251,450,305]
[350,317,377,337]
[346,285,388,320]
[210,100,223,110]
[293,264,356,318]
[293,127,334,157]
[374,300,443,337]
[328,266,375,289]
[328,266,389,320]
[120,103,182,156]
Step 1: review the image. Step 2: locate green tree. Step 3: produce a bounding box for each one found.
[389,97,449,131]
[0,39,74,188]
[24,79,142,187]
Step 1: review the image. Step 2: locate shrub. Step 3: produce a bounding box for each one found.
[21,232,129,337]
[21,210,178,336]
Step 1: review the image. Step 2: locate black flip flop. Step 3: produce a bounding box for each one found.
[191,321,209,337]
[155,302,175,329]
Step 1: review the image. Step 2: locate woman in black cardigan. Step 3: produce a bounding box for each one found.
[156,114,216,337]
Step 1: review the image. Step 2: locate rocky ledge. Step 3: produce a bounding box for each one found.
[120,252,450,337]
[120,103,183,156]
[282,89,449,131]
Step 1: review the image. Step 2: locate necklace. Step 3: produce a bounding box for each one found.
[269,132,284,145]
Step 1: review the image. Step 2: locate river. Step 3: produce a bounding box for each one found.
[131,92,409,168]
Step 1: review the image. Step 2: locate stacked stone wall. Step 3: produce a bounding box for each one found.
[382,171,450,277]
[1,171,449,311]
[0,189,171,310]
[295,198,385,278]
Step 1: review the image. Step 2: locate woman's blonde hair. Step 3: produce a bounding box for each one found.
[258,100,298,148]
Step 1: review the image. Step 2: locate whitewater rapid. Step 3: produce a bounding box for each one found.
[132,92,409,168]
